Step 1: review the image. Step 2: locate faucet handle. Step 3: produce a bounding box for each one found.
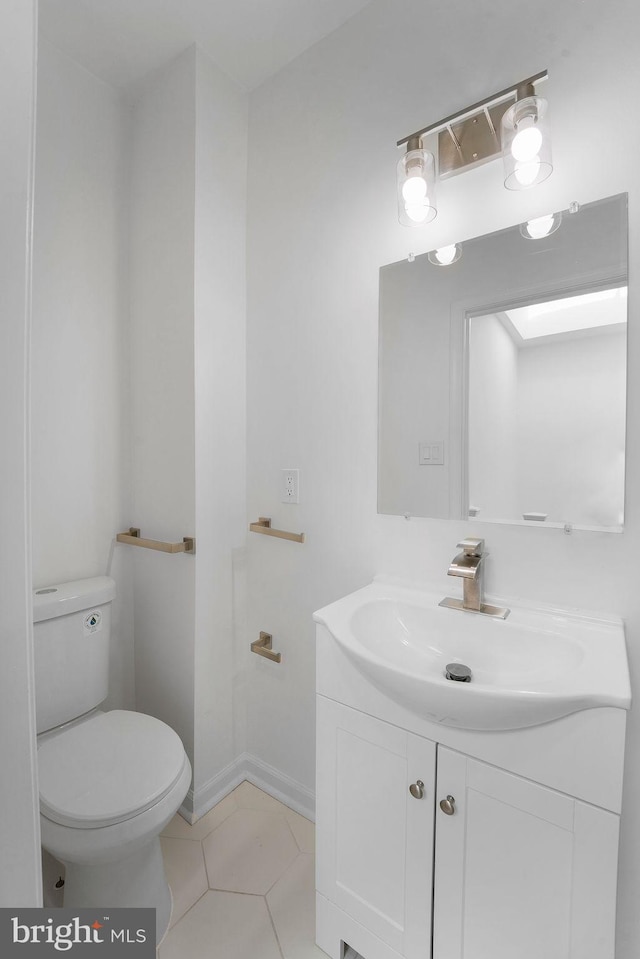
[456,537,485,556]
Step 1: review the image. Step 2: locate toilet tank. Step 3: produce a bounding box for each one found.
[33,576,116,734]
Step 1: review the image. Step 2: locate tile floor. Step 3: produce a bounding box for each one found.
[158,781,328,959]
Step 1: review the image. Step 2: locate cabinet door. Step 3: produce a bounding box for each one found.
[433,746,620,959]
[316,696,436,958]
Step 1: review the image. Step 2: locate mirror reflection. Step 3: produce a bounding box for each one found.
[378,194,628,530]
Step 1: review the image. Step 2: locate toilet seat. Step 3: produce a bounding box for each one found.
[38,710,188,829]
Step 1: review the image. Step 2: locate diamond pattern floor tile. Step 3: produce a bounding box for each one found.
[161,792,239,842]
[203,807,299,894]
[230,781,315,853]
[160,782,324,958]
[267,853,327,958]
[160,837,208,927]
[284,808,315,854]
[232,780,286,812]
[159,890,282,959]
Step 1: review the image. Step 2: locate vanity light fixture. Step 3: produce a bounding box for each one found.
[519,212,562,239]
[428,244,462,266]
[397,70,551,226]
[501,84,552,190]
[397,135,437,226]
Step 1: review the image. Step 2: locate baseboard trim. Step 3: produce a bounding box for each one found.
[179,755,246,823]
[243,753,315,822]
[179,752,315,824]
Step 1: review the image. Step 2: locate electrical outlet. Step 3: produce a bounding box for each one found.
[281,468,300,504]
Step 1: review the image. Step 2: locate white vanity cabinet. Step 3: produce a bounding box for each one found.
[316,694,620,959]
[433,746,619,959]
[316,697,436,959]
[315,605,628,959]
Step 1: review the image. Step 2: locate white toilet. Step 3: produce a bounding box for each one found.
[33,576,191,942]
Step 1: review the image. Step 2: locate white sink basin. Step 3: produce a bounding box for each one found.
[313,579,630,730]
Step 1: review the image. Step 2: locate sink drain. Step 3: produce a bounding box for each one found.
[445,663,472,682]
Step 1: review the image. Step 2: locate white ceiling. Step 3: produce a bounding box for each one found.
[504,287,628,342]
[38,0,375,92]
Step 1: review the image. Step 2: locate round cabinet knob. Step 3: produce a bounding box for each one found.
[409,780,425,800]
[439,795,456,815]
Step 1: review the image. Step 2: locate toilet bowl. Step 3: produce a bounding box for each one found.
[38,709,191,941]
[33,578,191,943]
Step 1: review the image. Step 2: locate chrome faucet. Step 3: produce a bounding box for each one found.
[448,538,485,611]
[439,538,510,619]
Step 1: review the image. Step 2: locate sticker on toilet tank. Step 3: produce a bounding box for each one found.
[84,610,102,635]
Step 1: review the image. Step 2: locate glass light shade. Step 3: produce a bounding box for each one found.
[501,95,552,190]
[519,212,562,240]
[397,148,437,226]
[427,243,462,266]
[511,117,543,162]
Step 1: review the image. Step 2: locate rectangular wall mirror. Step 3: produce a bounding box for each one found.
[378,193,628,531]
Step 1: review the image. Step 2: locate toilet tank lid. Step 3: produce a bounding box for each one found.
[33,576,116,623]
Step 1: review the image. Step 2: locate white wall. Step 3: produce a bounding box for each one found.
[468,314,519,520]
[469,320,626,528]
[245,0,640,952]
[517,331,626,527]
[129,48,197,768]
[193,48,248,802]
[378,259,453,518]
[29,35,248,818]
[31,37,134,711]
[0,0,41,906]
[129,47,248,811]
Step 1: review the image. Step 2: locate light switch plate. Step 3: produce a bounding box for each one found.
[419,442,444,466]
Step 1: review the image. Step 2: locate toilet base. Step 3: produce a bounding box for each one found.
[60,836,172,943]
